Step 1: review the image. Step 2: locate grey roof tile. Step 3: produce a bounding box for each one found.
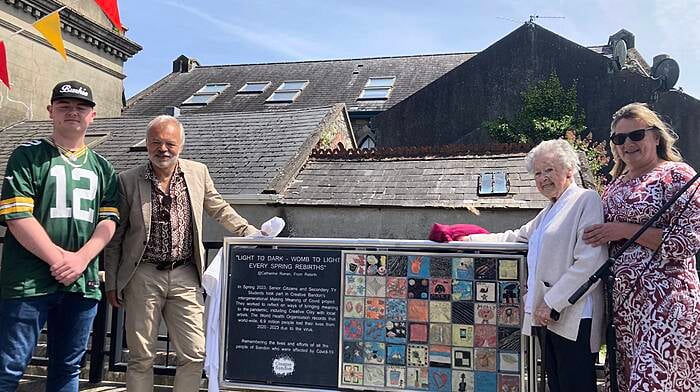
[123,53,475,117]
[0,106,347,196]
[282,154,550,209]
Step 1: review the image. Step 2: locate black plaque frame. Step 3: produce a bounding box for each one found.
[219,238,533,392]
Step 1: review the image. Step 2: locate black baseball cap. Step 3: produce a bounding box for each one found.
[51,80,95,107]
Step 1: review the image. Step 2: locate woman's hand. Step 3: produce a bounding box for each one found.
[583,223,630,246]
[533,303,556,326]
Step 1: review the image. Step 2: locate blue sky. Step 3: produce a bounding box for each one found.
[120,0,700,99]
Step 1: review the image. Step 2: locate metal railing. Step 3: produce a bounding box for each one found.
[105,241,223,378]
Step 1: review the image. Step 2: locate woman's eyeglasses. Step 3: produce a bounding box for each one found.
[610,126,655,145]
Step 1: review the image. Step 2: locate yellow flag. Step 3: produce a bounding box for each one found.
[33,10,66,60]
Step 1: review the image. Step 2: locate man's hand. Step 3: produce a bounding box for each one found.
[50,251,89,286]
[106,290,121,308]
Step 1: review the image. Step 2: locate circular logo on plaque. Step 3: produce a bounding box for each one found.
[272,355,295,376]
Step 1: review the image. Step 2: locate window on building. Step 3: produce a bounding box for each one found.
[359,135,376,149]
[266,80,308,103]
[238,81,271,94]
[182,83,229,105]
[478,172,509,196]
[358,77,396,100]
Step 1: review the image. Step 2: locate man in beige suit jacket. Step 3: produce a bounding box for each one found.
[104,115,259,392]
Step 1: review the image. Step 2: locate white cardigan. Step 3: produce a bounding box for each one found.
[469,185,607,352]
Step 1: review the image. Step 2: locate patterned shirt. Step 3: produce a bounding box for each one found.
[142,162,193,266]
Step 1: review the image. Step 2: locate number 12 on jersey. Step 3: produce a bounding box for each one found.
[49,165,98,223]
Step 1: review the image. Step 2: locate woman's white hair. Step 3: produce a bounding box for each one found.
[524,139,580,174]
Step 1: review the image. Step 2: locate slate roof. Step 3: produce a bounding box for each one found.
[0,105,348,196]
[123,53,476,117]
[282,154,549,210]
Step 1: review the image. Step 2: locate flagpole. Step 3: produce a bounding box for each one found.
[5,5,67,40]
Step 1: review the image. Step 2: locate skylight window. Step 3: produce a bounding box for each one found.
[358,77,396,100]
[478,172,509,196]
[266,80,308,103]
[238,81,271,94]
[182,83,229,106]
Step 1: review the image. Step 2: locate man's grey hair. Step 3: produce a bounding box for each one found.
[525,139,580,174]
[146,115,185,145]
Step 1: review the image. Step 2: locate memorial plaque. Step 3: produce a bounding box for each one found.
[223,247,341,388]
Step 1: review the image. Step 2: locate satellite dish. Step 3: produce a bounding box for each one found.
[612,40,627,69]
[651,56,680,91]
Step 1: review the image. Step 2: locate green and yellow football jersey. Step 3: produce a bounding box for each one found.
[0,138,119,300]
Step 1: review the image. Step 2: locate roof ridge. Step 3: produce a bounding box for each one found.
[191,52,478,69]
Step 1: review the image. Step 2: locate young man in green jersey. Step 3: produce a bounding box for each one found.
[0,81,119,391]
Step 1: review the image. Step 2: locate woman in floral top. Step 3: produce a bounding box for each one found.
[584,103,700,391]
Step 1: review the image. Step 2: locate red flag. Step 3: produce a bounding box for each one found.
[0,41,9,89]
[94,0,122,32]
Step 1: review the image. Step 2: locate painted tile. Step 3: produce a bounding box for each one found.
[343,319,363,341]
[430,278,452,301]
[498,352,520,373]
[363,341,386,364]
[363,364,385,387]
[385,320,407,343]
[343,296,364,318]
[344,275,365,297]
[409,322,429,343]
[498,374,520,391]
[387,277,408,298]
[408,255,431,278]
[407,278,430,299]
[406,367,429,390]
[497,327,521,351]
[341,363,363,385]
[365,297,386,319]
[475,281,496,302]
[497,305,521,327]
[364,276,386,298]
[407,344,429,367]
[342,341,364,363]
[452,370,474,392]
[452,324,474,347]
[386,298,407,320]
[452,280,473,301]
[430,301,452,323]
[499,282,520,305]
[388,255,408,277]
[474,258,497,280]
[386,366,406,388]
[475,303,497,325]
[366,254,387,276]
[474,348,497,372]
[429,323,452,345]
[452,302,475,324]
[474,324,498,348]
[345,253,366,275]
[498,258,519,280]
[408,299,429,322]
[453,257,474,280]
[452,347,474,370]
[386,343,407,365]
[428,345,452,368]
[430,256,452,278]
[364,319,385,342]
[474,371,497,391]
[428,367,451,391]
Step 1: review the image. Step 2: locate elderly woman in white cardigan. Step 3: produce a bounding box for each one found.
[460,139,607,392]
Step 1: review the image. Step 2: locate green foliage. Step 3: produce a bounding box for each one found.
[484,72,586,143]
[484,72,607,190]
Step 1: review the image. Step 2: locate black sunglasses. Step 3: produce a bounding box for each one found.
[610,127,656,145]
